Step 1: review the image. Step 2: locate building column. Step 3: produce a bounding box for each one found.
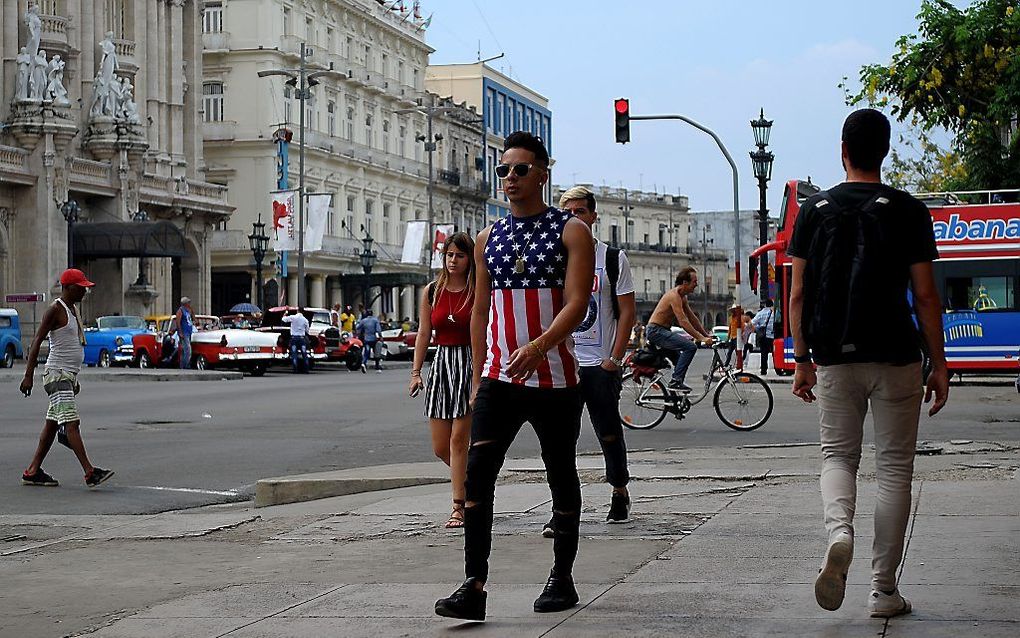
[286,275,299,306]
[310,274,326,308]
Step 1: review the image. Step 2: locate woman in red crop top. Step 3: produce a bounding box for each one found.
[409,232,475,528]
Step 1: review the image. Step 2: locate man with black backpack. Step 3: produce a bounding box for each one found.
[788,108,949,619]
[560,186,637,525]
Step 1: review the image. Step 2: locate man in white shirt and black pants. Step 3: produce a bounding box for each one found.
[282,308,310,373]
[558,186,637,524]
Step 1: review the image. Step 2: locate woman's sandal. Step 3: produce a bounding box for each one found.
[445,500,465,529]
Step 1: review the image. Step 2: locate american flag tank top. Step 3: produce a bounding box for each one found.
[482,207,578,388]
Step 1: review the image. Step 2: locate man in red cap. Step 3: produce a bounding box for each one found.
[20,268,114,488]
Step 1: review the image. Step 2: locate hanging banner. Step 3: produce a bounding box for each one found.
[430,224,455,270]
[401,220,427,264]
[271,190,298,252]
[305,193,331,252]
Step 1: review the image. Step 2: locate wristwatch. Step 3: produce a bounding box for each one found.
[793,354,813,364]
[609,356,624,367]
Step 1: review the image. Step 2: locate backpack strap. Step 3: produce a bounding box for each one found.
[606,246,621,320]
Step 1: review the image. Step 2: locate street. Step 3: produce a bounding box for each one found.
[2,355,1016,516]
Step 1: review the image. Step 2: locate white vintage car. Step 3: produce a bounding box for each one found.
[132,316,280,376]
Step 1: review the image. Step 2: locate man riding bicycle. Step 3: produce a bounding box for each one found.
[644,267,716,392]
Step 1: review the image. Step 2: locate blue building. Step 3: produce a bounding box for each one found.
[426,62,553,222]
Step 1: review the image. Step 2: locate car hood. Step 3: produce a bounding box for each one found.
[192,328,279,346]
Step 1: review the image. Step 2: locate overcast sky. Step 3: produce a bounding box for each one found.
[422,0,953,212]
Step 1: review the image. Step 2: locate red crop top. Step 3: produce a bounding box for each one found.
[430,286,473,346]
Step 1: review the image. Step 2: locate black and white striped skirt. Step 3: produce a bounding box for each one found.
[424,344,472,420]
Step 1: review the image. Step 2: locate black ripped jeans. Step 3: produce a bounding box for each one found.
[578,365,629,488]
[464,378,583,583]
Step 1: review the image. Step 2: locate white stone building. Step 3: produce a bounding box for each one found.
[689,209,779,311]
[201,0,486,318]
[554,185,732,327]
[1,0,232,334]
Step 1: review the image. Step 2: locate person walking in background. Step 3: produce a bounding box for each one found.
[20,268,114,488]
[434,132,594,621]
[282,307,310,373]
[409,232,475,529]
[340,305,356,333]
[752,299,776,375]
[330,303,341,327]
[168,296,194,369]
[789,108,949,618]
[741,311,755,368]
[559,186,636,526]
[358,309,383,372]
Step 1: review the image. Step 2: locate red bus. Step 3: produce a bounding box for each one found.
[754,180,1020,376]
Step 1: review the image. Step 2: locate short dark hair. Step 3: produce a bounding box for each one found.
[841,108,890,172]
[675,266,697,286]
[503,131,549,167]
[764,298,774,308]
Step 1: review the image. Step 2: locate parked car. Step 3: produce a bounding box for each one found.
[0,308,24,368]
[394,327,437,361]
[380,328,411,360]
[712,325,731,342]
[132,315,279,375]
[258,307,329,366]
[84,315,151,367]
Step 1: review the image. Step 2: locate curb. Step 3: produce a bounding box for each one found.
[0,369,243,382]
[255,462,450,507]
[760,374,1015,387]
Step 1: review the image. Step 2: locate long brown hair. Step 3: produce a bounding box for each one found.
[433,231,475,312]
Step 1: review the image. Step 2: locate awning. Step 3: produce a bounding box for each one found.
[72,221,187,258]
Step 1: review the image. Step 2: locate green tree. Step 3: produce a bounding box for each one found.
[847,0,1020,190]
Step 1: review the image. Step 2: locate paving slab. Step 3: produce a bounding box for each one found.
[548,617,885,638]
[255,462,451,507]
[883,620,1020,637]
[629,554,874,586]
[229,616,562,638]
[87,618,252,638]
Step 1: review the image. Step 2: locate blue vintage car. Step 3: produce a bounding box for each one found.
[84,315,150,367]
[0,308,24,368]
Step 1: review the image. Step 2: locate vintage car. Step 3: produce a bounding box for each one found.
[380,328,411,360]
[131,315,279,375]
[258,307,330,366]
[390,327,437,361]
[84,315,151,367]
[1,308,24,368]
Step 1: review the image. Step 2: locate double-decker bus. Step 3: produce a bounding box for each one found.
[754,180,1020,376]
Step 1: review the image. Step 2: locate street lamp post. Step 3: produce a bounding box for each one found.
[258,46,342,307]
[699,223,713,325]
[359,229,378,309]
[395,103,458,281]
[132,209,150,286]
[60,199,80,268]
[750,108,775,308]
[248,213,269,312]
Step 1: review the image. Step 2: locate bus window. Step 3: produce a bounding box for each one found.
[778,184,792,233]
[937,259,1018,312]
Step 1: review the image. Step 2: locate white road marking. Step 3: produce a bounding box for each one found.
[128,485,241,497]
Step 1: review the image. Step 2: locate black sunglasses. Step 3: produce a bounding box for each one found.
[494,163,536,179]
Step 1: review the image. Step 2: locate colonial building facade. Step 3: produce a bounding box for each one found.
[0,0,232,333]
[553,185,732,327]
[689,209,778,311]
[426,61,553,222]
[202,0,486,317]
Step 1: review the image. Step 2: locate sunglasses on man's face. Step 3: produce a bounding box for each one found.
[494,163,536,179]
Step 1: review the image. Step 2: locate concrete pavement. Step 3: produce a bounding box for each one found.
[2,441,1017,637]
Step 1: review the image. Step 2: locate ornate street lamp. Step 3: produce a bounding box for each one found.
[359,230,377,311]
[132,209,151,286]
[60,199,80,267]
[248,213,270,311]
[749,108,775,308]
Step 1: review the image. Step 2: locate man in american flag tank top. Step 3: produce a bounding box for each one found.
[434,132,594,622]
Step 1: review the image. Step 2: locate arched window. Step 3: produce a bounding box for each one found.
[202,82,224,122]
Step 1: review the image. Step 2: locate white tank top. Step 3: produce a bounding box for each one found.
[46,298,84,374]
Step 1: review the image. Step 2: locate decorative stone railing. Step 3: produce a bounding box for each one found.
[0,146,28,173]
[69,157,112,183]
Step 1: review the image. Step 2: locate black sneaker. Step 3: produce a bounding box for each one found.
[435,577,486,621]
[541,516,556,539]
[667,380,692,393]
[607,492,631,523]
[21,469,58,486]
[85,467,114,488]
[533,570,579,613]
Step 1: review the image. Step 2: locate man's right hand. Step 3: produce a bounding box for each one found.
[792,363,816,403]
[20,374,33,397]
[924,366,949,416]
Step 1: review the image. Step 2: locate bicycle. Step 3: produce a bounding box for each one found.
[619,342,774,431]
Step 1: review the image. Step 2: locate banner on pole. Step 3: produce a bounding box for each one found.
[430,224,455,270]
[305,194,331,252]
[271,190,298,251]
[401,221,427,264]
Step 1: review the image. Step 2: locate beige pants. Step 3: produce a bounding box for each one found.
[816,362,923,592]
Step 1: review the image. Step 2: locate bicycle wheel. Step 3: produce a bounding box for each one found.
[619,371,669,430]
[713,372,774,431]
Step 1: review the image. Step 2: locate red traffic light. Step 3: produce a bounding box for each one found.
[614,98,629,114]
[614,98,630,144]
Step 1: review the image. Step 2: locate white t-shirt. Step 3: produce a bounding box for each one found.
[282,313,309,337]
[573,241,635,367]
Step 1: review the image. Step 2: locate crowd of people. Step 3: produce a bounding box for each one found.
[18,110,950,624]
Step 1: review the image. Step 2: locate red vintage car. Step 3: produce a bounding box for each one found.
[132,315,279,376]
[257,307,332,367]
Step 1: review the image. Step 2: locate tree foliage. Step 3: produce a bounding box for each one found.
[847,0,1020,190]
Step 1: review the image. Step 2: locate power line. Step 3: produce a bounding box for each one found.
[470,0,504,57]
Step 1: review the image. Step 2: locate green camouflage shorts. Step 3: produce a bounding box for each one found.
[43,370,80,425]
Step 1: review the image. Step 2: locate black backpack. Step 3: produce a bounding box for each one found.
[606,246,621,320]
[801,190,890,360]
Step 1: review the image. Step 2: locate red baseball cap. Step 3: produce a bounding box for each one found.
[59,268,96,288]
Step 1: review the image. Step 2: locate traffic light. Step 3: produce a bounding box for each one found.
[614,98,630,144]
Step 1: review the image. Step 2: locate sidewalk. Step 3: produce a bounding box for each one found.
[1,442,1017,637]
